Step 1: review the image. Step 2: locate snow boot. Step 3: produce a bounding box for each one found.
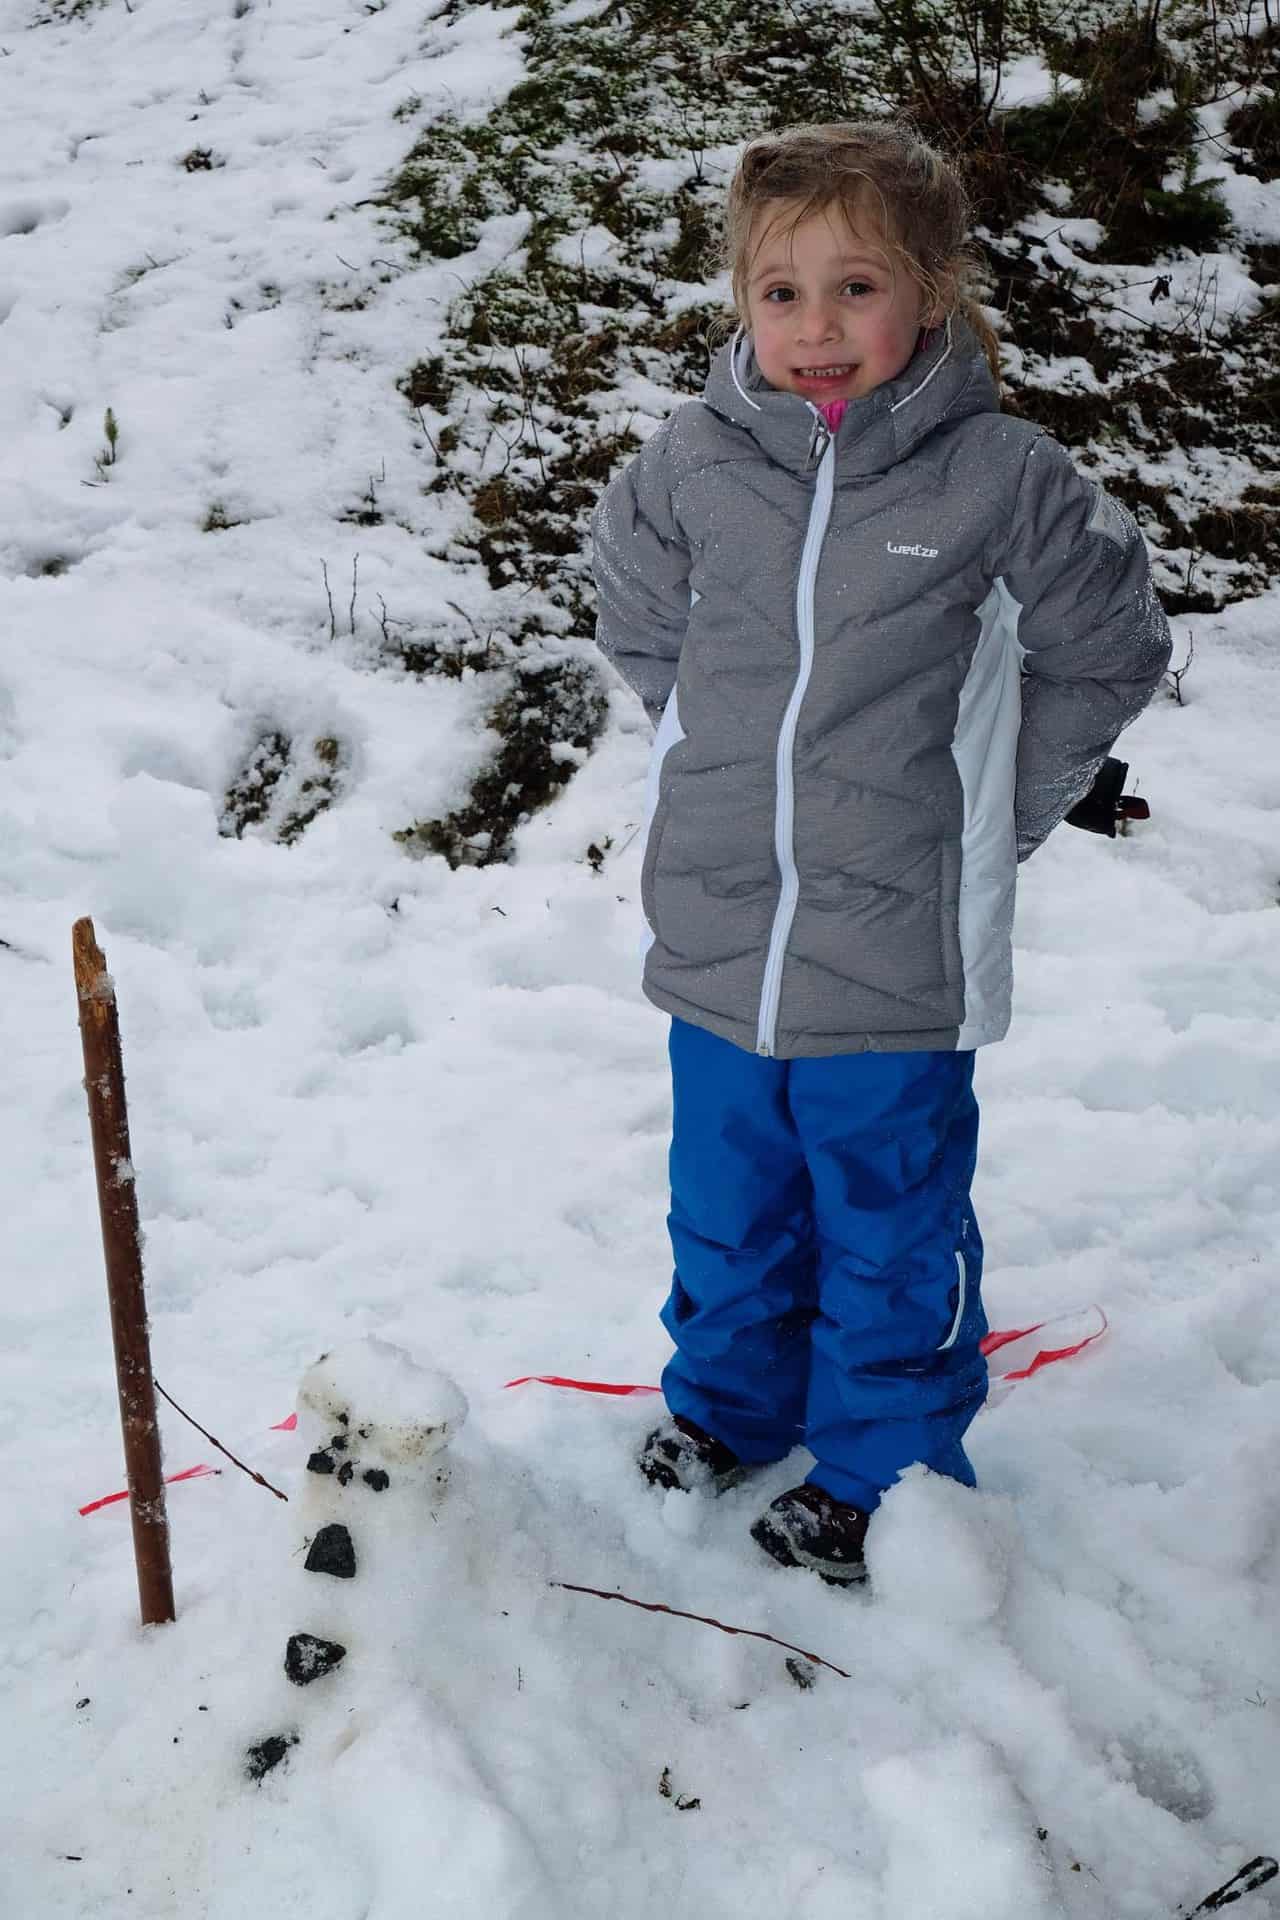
[750,1484,871,1585]
[637,1415,750,1494]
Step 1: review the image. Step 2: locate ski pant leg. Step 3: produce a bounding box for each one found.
[660,1018,816,1463]
[788,1050,987,1512]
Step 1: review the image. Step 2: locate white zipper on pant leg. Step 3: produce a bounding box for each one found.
[755,426,835,1056]
[937,1248,968,1352]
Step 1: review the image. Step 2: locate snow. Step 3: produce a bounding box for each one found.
[299,1337,468,1460]
[993,54,1082,111]
[549,223,627,271]
[1,0,1279,1917]
[863,1737,1056,1919]
[866,1469,1010,1627]
[1031,215,1107,259]
[1207,161,1280,244]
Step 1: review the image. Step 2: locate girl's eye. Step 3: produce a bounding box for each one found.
[760,281,875,303]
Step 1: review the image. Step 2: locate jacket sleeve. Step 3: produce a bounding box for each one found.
[590,419,692,725]
[1002,433,1172,861]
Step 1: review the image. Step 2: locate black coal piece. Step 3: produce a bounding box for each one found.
[245,1732,299,1781]
[304,1522,357,1579]
[284,1634,347,1686]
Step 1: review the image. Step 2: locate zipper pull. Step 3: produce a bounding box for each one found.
[806,418,829,468]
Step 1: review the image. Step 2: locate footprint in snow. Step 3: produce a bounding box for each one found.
[0,197,71,238]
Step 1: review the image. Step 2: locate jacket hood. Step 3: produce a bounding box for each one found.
[701,314,999,477]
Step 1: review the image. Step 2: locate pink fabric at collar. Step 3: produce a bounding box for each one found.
[813,332,939,433]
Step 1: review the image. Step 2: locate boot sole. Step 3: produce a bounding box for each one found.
[749,1515,868,1586]
[639,1455,750,1495]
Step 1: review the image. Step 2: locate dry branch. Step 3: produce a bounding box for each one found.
[551,1580,851,1677]
[152,1380,289,1502]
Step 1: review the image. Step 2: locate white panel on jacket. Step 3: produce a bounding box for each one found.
[951,580,1023,1047]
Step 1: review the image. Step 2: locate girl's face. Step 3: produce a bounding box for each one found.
[743,200,937,405]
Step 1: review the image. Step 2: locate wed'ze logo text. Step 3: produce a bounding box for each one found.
[887,539,939,558]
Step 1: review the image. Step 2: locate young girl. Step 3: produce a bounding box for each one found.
[590,121,1171,1584]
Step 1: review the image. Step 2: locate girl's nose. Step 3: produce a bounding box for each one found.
[796,300,841,343]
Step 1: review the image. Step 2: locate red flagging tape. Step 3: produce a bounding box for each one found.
[78,1463,219,1517]
[505,1307,1110,1401]
[980,1322,1044,1358]
[81,1311,1108,1511]
[504,1374,662,1397]
[79,1414,296,1516]
[992,1308,1108,1383]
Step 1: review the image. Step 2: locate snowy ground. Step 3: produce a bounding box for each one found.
[2,1,1279,1916]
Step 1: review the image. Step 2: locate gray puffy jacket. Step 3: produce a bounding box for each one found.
[591,318,1171,1058]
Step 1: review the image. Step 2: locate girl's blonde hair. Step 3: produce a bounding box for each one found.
[720,120,1001,386]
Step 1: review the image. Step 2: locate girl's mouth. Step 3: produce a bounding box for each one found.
[792,364,856,391]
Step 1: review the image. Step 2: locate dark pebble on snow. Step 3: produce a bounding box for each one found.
[362,1469,390,1492]
[306,1450,335,1475]
[336,1460,354,1487]
[284,1633,347,1686]
[244,1732,299,1781]
[304,1522,356,1578]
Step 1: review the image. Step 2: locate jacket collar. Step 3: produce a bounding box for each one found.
[701,315,998,477]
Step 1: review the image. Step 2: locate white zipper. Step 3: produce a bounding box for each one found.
[755,419,835,1055]
[937,1248,967,1352]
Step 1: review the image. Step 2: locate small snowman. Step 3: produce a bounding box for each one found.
[245,1337,468,1781]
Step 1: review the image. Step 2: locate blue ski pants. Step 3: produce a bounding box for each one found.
[661,1019,988,1511]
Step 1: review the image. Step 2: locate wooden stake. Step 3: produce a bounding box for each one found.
[73,918,175,1627]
